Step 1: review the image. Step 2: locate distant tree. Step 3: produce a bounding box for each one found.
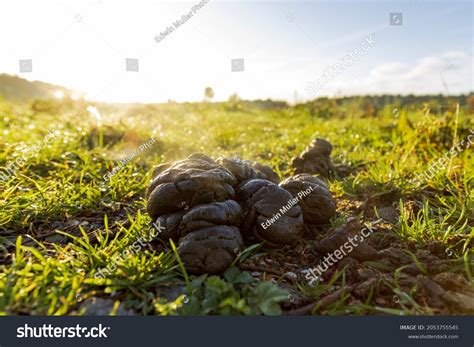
[226,93,241,111]
[228,93,240,103]
[204,87,214,102]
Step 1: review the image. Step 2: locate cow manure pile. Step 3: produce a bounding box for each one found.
[146,138,474,316]
[147,138,337,274]
[291,138,336,179]
[132,136,474,315]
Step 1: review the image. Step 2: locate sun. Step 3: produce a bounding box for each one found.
[53,90,64,99]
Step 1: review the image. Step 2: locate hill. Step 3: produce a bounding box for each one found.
[0,74,71,102]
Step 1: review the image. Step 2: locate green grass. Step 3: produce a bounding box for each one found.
[0,96,473,315]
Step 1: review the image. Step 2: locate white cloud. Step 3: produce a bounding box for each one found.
[327,51,472,96]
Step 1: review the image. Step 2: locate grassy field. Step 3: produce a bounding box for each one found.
[0,96,473,315]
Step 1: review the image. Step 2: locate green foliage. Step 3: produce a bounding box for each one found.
[177,267,288,315]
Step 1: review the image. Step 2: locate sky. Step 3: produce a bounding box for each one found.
[0,0,472,103]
